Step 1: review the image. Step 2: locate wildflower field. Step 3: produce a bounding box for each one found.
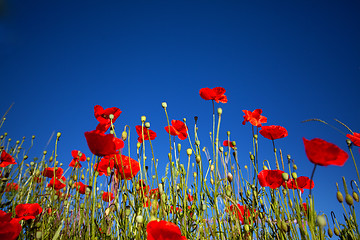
[0,87,359,240]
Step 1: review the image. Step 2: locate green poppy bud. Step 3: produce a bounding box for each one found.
[186,148,192,156]
[337,191,344,203]
[352,191,359,202]
[217,108,222,115]
[334,227,340,236]
[161,102,167,108]
[121,131,127,141]
[281,221,289,232]
[227,173,233,183]
[145,122,150,128]
[292,172,297,179]
[316,215,326,228]
[345,193,354,206]
[56,132,61,139]
[328,228,333,238]
[177,143,181,152]
[196,155,201,164]
[282,173,289,181]
[141,116,146,122]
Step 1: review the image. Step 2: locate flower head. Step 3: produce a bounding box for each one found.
[94,105,121,124]
[146,220,187,240]
[102,192,114,202]
[94,155,115,176]
[283,176,314,193]
[14,203,43,221]
[346,132,360,147]
[48,176,66,190]
[0,150,16,167]
[242,109,267,127]
[42,167,64,178]
[84,130,124,156]
[226,204,255,224]
[199,87,228,103]
[259,125,288,140]
[258,169,284,189]
[303,138,348,166]
[74,182,87,194]
[0,210,22,240]
[165,120,188,140]
[136,125,157,143]
[5,183,18,192]
[114,155,140,180]
[223,140,235,148]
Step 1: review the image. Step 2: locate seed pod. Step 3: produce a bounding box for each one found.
[337,191,344,203]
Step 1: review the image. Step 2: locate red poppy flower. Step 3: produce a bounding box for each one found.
[223,140,235,148]
[5,183,18,192]
[33,176,42,183]
[137,179,150,196]
[346,132,360,147]
[74,182,87,194]
[199,87,228,103]
[147,220,187,240]
[283,176,314,193]
[14,203,43,221]
[258,169,284,189]
[55,191,70,200]
[165,120,188,140]
[69,159,82,168]
[169,206,182,214]
[72,150,86,162]
[136,125,157,143]
[226,204,255,224]
[0,150,16,167]
[48,176,66,190]
[259,125,288,140]
[242,109,267,127]
[42,167,64,178]
[114,155,140,180]
[94,155,115,176]
[0,210,22,240]
[102,192,114,202]
[149,188,160,199]
[94,105,122,124]
[303,138,348,166]
[84,130,124,156]
[187,194,194,202]
[302,202,308,215]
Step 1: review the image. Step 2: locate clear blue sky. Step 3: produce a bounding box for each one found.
[1,0,360,225]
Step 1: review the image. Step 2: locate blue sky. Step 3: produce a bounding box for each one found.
[1,0,360,226]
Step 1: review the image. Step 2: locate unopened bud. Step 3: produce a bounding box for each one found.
[346,139,352,147]
[282,173,289,181]
[196,155,201,164]
[337,191,344,203]
[161,102,167,108]
[210,165,215,172]
[177,143,181,152]
[227,173,233,183]
[217,108,222,115]
[334,227,340,236]
[291,172,297,179]
[137,142,141,149]
[141,116,146,122]
[122,131,127,141]
[293,164,297,170]
[345,193,354,206]
[328,228,333,238]
[353,191,359,202]
[186,148,192,156]
[219,147,223,152]
[56,132,61,139]
[316,215,326,228]
[263,165,268,170]
[109,114,114,120]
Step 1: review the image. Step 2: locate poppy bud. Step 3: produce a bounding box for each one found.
[334,227,340,236]
[346,139,352,147]
[337,191,344,203]
[73,175,77,181]
[137,142,141,149]
[109,114,114,120]
[244,224,250,232]
[210,165,215,172]
[227,173,233,183]
[141,116,146,122]
[254,134,258,140]
[43,151,47,155]
[217,108,222,115]
[145,122,150,128]
[292,172,297,179]
[293,164,298,170]
[250,154,254,160]
[196,155,201,164]
[8,138,11,142]
[281,221,289,232]
[195,140,200,146]
[81,174,85,180]
[56,132,61,139]
[161,102,167,108]
[186,148,192,156]
[263,165,268,170]
[328,228,333,238]
[353,191,359,202]
[168,153,172,161]
[316,215,326,228]
[121,131,127,141]
[24,155,28,160]
[177,143,181,152]
[210,178,214,185]
[219,147,223,152]
[345,193,354,206]
[282,173,289,181]
[49,156,53,162]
